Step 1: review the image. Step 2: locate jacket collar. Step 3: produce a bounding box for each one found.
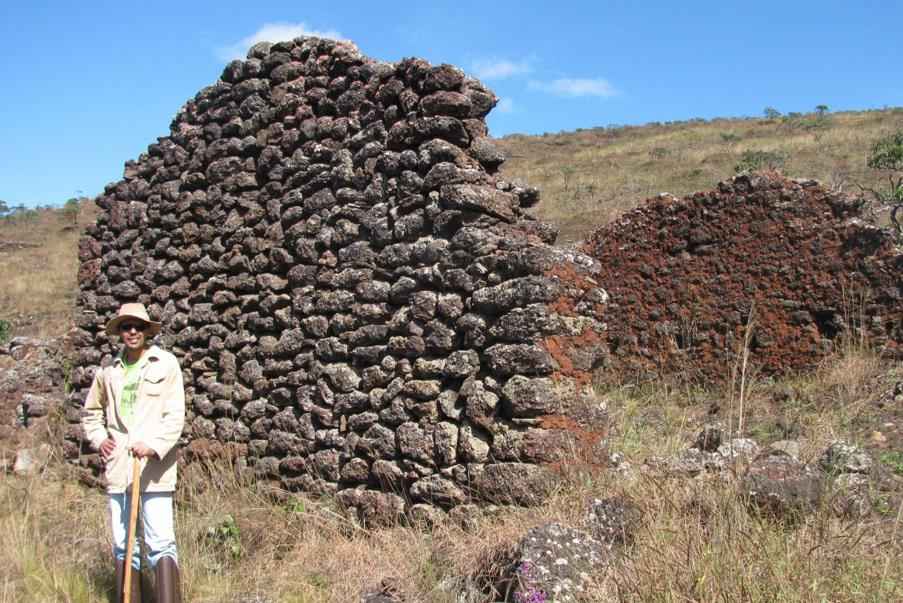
[113,344,163,368]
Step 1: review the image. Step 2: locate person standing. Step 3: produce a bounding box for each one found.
[82,303,185,603]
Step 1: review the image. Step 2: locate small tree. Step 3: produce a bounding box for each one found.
[862,130,903,237]
[763,107,781,120]
[0,200,8,219]
[815,104,829,117]
[62,198,80,226]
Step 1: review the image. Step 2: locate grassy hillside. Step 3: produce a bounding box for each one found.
[497,108,903,244]
[0,201,97,338]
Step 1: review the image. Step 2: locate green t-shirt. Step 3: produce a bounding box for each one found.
[119,359,143,422]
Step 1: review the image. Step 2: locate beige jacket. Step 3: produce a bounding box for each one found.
[82,345,185,494]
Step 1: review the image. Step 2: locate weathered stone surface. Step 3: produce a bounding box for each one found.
[586,496,641,546]
[509,523,609,603]
[463,379,498,429]
[468,463,555,506]
[485,343,555,376]
[741,451,823,518]
[13,446,48,476]
[396,421,434,466]
[440,184,518,222]
[336,488,405,528]
[501,376,560,417]
[409,474,467,508]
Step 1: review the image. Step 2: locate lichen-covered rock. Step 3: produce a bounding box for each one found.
[67,36,608,512]
[586,496,641,546]
[509,523,610,603]
[818,440,874,475]
[830,473,872,518]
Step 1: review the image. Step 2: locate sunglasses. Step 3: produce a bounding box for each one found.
[118,323,147,333]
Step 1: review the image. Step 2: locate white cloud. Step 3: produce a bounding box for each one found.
[528,78,618,98]
[470,58,531,81]
[496,98,515,113]
[217,22,344,62]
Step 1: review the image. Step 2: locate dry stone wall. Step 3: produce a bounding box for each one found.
[65,37,608,519]
[582,172,903,380]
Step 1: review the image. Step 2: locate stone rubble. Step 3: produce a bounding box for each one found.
[0,337,66,466]
[648,428,895,521]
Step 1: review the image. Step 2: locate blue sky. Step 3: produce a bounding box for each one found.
[2,0,901,208]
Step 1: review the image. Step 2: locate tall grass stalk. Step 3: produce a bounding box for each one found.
[728,302,756,440]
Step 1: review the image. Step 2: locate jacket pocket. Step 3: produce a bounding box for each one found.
[142,371,166,397]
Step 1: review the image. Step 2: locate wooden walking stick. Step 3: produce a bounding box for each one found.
[123,453,142,603]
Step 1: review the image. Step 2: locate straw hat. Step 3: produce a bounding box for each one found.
[105,303,162,337]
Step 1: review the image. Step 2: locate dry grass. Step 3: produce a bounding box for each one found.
[612,475,903,601]
[497,109,903,244]
[2,347,900,602]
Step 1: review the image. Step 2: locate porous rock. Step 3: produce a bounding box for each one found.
[67,37,609,512]
[582,172,903,379]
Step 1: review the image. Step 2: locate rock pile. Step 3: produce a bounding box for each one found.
[582,172,903,380]
[65,37,609,517]
[0,337,65,472]
[648,426,896,521]
[0,338,64,432]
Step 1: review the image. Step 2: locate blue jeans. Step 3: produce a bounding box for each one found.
[109,492,178,569]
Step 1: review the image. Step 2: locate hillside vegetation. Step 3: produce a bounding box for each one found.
[0,200,97,338]
[497,108,903,243]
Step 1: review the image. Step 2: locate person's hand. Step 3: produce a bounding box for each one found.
[99,437,116,461]
[130,442,157,459]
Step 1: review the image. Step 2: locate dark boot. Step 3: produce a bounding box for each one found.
[154,556,181,603]
[114,559,142,603]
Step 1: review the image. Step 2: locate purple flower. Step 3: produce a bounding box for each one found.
[514,588,547,603]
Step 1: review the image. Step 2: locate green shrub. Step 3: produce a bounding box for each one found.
[734,149,786,173]
[0,319,10,345]
[879,451,903,476]
[206,514,243,561]
[863,130,903,238]
[867,130,903,173]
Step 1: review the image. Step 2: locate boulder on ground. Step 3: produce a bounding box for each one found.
[741,450,823,519]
